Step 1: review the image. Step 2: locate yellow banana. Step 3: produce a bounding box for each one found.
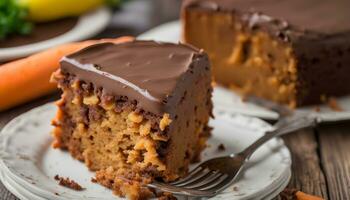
[18,0,105,22]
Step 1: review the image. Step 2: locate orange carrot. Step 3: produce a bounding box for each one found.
[296,191,324,200]
[0,36,134,111]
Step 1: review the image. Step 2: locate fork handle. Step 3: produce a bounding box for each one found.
[239,115,316,159]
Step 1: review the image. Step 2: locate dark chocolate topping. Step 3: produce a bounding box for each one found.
[183,0,350,40]
[60,41,205,114]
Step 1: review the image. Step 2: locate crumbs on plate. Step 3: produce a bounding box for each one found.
[54,175,84,191]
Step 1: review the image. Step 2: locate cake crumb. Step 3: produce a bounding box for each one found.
[54,175,84,191]
[91,177,97,183]
[157,192,177,200]
[327,97,343,112]
[217,143,226,151]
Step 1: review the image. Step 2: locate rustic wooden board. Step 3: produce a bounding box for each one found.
[0,188,16,200]
[318,123,350,200]
[282,129,329,199]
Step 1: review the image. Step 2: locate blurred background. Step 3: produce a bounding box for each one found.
[0,1,347,200]
[101,0,181,37]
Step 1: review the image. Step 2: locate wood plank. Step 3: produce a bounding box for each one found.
[282,128,329,199]
[0,186,17,200]
[318,123,350,200]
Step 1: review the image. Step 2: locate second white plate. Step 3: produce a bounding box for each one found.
[0,7,112,61]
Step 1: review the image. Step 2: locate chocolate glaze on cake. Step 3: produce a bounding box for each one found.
[183,0,350,105]
[183,0,350,40]
[61,41,208,114]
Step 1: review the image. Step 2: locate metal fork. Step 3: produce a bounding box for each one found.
[148,97,317,197]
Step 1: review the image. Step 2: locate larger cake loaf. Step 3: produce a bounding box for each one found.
[51,40,212,199]
[182,0,350,107]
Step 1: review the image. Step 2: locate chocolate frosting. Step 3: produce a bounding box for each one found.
[60,41,206,114]
[183,0,350,41]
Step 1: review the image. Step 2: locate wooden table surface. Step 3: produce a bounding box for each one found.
[1,1,349,199]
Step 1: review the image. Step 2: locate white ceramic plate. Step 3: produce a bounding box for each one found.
[0,103,291,199]
[0,167,291,200]
[0,169,291,200]
[138,20,350,122]
[0,7,112,62]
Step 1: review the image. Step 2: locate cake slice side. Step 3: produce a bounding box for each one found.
[182,0,350,107]
[51,41,212,199]
[182,7,299,107]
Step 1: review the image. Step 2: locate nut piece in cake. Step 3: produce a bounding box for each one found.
[51,40,213,199]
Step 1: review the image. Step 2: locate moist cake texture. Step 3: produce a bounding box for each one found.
[182,0,350,107]
[51,41,212,199]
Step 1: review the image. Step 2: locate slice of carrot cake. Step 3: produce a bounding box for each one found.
[51,40,212,199]
[182,0,350,107]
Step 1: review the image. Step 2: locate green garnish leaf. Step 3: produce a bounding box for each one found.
[0,0,33,39]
